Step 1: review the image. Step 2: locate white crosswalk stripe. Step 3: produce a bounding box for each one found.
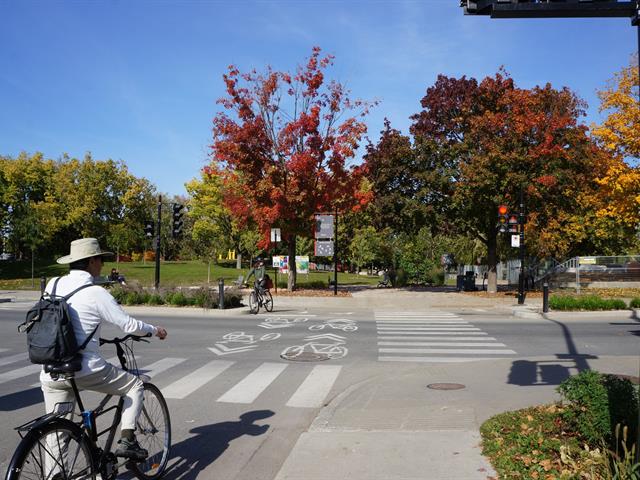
[0,352,342,409]
[217,362,287,404]
[162,360,234,399]
[375,310,516,363]
[286,365,342,408]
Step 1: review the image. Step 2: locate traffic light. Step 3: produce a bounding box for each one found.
[497,205,509,233]
[507,213,519,234]
[172,203,184,239]
[144,220,154,238]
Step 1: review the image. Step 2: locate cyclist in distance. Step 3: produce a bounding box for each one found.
[41,238,168,461]
[246,258,266,291]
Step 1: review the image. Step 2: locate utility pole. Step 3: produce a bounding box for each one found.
[154,195,161,290]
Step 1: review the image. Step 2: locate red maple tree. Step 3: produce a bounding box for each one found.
[209,47,374,290]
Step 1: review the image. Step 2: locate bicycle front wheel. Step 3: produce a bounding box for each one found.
[248,291,259,314]
[129,383,171,480]
[6,418,95,480]
[263,291,273,312]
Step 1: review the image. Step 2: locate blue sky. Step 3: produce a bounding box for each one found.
[0,0,634,197]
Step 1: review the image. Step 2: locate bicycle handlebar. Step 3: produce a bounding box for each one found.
[99,333,152,346]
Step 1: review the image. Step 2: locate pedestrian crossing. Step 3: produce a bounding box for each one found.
[375,311,516,363]
[0,350,342,410]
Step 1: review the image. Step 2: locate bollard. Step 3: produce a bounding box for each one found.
[218,278,224,310]
[542,282,549,313]
[40,276,46,295]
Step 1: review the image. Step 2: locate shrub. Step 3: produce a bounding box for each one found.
[630,297,640,308]
[147,294,164,306]
[550,294,627,311]
[131,252,143,262]
[169,291,189,306]
[124,290,148,305]
[557,370,639,446]
[395,268,408,287]
[191,288,218,309]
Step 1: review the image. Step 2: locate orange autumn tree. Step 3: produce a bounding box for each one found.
[590,58,640,251]
[410,71,608,293]
[209,47,373,290]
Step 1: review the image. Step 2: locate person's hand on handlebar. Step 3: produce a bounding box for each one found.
[155,327,168,340]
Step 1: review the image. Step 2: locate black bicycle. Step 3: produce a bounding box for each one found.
[248,281,273,314]
[5,333,171,480]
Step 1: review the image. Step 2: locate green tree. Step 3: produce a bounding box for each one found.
[349,226,380,273]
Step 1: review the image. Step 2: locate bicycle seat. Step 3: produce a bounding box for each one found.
[44,356,82,374]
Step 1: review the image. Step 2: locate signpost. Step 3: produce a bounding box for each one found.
[315,212,338,295]
[270,228,281,293]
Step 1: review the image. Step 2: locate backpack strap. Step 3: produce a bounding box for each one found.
[63,282,94,301]
[49,277,61,297]
[78,325,100,350]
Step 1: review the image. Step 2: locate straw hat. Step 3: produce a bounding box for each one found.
[57,238,113,264]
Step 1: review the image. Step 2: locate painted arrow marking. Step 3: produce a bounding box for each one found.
[209,344,257,356]
[304,333,346,342]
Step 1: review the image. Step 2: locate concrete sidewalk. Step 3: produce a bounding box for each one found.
[274,355,639,480]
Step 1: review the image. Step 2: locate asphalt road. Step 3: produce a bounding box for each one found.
[0,303,638,479]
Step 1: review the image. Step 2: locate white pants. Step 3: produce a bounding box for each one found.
[41,364,144,476]
[42,363,144,431]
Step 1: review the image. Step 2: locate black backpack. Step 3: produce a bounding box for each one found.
[19,277,98,364]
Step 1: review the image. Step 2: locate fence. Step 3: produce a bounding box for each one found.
[537,255,640,293]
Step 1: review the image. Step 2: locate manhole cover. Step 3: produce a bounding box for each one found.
[280,352,331,362]
[427,383,465,390]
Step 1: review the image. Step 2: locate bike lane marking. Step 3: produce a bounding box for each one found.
[162,360,234,399]
[217,362,288,404]
[286,365,342,408]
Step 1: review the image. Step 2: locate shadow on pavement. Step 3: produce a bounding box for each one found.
[163,409,274,480]
[507,319,598,386]
[0,386,43,411]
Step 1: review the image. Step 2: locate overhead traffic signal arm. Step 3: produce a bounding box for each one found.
[462,0,636,19]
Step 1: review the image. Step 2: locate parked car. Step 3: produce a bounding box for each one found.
[0,253,15,261]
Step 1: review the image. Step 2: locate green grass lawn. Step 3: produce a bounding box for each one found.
[0,259,379,289]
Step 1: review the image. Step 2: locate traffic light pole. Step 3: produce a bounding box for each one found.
[517,187,525,305]
[155,195,161,290]
[333,207,338,296]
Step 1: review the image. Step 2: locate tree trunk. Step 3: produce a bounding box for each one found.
[487,232,498,294]
[287,236,297,291]
[236,252,242,269]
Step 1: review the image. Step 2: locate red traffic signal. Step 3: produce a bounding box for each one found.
[498,205,508,216]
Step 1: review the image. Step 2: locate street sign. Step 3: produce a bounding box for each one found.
[511,235,520,248]
[315,240,334,256]
[315,215,334,239]
[270,228,281,243]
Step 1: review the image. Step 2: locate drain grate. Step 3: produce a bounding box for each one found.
[427,383,465,391]
[280,352,331,362]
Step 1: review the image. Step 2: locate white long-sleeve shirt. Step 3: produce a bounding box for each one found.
[40,270,157,381]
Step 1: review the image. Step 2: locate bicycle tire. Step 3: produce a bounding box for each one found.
[129,383,171,480]
[263,291,273,312]
[248,291,259,314]
[6,417,95,480]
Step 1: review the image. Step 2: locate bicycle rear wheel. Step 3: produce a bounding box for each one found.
[248,291,259,314]
[263,291,273,312]
[6,418,95,480]
[129,383,171,480]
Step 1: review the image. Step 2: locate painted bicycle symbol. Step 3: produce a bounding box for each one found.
[258,317,310,329]
[221,331,281,344]
[280,342,348,360]
[308,319,358,332]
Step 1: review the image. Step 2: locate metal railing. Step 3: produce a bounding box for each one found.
[536,255,640,293]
